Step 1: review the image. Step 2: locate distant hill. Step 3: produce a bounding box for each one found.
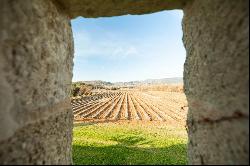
[113,77,183,86]
[143,77,183,84]
[73,80,112,87]
[73,77,183,87]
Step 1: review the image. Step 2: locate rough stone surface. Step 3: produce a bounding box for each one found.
[0,109,73,165]
[0,0,73,164]
[183,0,249,164]
[56,0,190,19]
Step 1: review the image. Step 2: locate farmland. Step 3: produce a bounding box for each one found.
[71,84,188,165]
[71,90,187,126]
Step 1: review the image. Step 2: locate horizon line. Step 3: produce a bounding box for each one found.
[72,76,183,83]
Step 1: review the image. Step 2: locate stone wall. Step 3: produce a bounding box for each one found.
[0,0,73,164]
[183,0,249,164]
[0,0,249,164]
[56,0,188,18]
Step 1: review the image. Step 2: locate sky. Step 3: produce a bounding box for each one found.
[71,10,185,82]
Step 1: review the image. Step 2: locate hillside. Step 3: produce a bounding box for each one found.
[82,80,113,87]
[71,78,184,97]
[113,77,183,86]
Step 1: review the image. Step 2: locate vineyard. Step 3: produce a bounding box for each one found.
[71,90,188,125]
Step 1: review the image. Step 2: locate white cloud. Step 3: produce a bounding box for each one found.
[111,45,139,58]
[168,10,184,20]
[73,29,140,59]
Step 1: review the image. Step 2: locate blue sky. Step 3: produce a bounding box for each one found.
[71,10,185,82]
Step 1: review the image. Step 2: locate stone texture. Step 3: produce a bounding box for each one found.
[0,0,73,164]
[0,108,73,165]
[183,0,249,164]
[56,0,189,19]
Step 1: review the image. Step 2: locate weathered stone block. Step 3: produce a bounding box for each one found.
[0,0,73,164]
[183,0,249,164]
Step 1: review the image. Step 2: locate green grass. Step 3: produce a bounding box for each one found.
[73,121,188,165]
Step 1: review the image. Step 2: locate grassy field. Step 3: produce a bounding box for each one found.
[73,121,187,165]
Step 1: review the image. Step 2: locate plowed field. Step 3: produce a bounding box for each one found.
[71,91,187,125]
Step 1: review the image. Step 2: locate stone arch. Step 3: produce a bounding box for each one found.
[0,0,248,164]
